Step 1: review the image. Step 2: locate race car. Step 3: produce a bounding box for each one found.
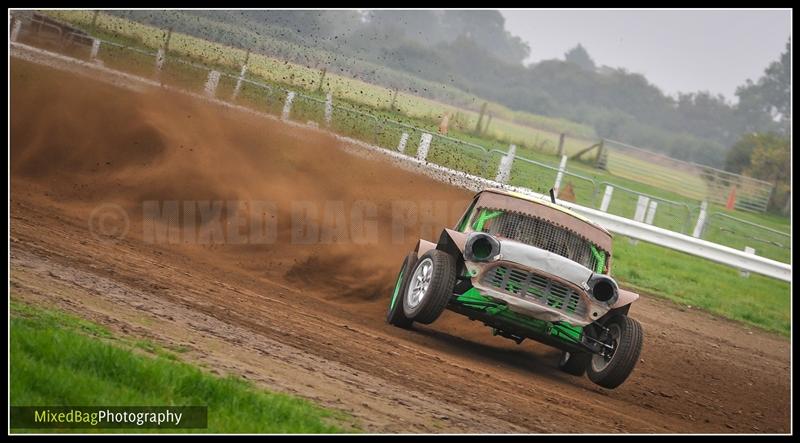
[386,188,643,389]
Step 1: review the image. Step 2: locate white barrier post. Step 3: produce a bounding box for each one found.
[324,92,333,126]
[155,48,165,72]
[282,91,295,121]
[630,196,650,245]
[740,247,755,278]
[692,201,708,238]
[553,155,568,194]
[231,63,248,100]
[204,70,221,98]
[11,18,22,42]
[417,133,433,161]
[645,200,658,225]
[90,38,101,62]
[600,185,614,212]
[495,144,517,184]
[634,196,650,222]
[397,132,409,153]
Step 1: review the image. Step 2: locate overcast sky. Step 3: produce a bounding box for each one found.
[500,9,791,102]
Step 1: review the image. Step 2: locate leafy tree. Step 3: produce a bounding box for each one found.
[735,39,791,136]
[564,44,596,71]
[726,133,790,212]
[745,134,790,212]
[676,92,739,146]
[725,132,760,173]
[440,10,530,64]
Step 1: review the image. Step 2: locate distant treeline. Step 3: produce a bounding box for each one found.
[108,10,790,168]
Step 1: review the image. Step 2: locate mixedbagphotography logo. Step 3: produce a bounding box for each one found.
[88,203,130,242]
[10,406,208,429]
[87,199,469,246]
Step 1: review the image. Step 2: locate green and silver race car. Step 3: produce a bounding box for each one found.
[387,188,643,389]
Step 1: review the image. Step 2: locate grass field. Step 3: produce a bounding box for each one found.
[10,300,353,433]
[611,239,790,336]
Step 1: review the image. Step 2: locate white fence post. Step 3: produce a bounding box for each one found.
[397,132,409,153]
[417,133,433,161]
[495,144,517,184]
[645,200,658,225]
[281,91,295,120]
[90,38,101,62]
[553,155,568,194]
[600,185,614,212]
[204,70,221,98]
[11,18,22,42]
[740,247,755,278]
[324,92,333,126]
[634,196,650,222]
[155,48,165,72]
[231,63,248,100]
[692,201,708,238]
[630,196,650,245]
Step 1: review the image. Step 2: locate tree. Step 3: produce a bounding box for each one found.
[725,132,760,173]
[726,133,790,212]
[735,39,791,136]
[440,10,530,64]
[745,134,790,213]
[564,44,596,71]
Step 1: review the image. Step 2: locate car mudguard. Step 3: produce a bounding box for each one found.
[610,288,639,309]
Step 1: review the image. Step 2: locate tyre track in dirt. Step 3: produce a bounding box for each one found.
[10,58,790,433]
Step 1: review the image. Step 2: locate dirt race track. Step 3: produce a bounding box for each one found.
[10,58,790,433]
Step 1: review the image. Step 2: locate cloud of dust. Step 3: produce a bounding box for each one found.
[11,59,473,301]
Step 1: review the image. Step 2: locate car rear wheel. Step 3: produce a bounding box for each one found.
[558,351,591,376]
[402,249,456,325]
[386,252,416,328]
[587,315,643,389]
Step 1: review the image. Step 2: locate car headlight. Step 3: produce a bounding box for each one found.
[587,274,618,304]
[464,232,501,262]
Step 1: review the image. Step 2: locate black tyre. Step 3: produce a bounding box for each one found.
[386,252,417,328]
[558,351,591,376]
[587,315,643,389]
[402,249,456,325]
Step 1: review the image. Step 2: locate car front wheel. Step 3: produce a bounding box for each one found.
[586,315,643,389]
[402,249,456,325]
[386,252,417,328]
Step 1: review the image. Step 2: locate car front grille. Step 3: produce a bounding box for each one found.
[483,210,602,271]
[482,264,587,316]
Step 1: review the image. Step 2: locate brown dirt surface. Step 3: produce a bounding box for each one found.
[10,58,791,433]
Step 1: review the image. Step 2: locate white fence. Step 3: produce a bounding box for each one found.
[10,41,792,283]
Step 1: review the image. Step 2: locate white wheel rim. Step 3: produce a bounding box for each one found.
[406,258,433,309]
[591,324,621,372]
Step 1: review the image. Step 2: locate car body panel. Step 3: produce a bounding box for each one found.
[412,188,638,327]
[473,189,613,251]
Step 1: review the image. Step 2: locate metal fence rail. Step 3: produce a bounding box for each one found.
[701,212,791,263]
[604,138,774,213]
[557,200,791,282]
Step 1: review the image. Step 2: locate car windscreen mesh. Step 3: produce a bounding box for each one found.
[480,209,603,271]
